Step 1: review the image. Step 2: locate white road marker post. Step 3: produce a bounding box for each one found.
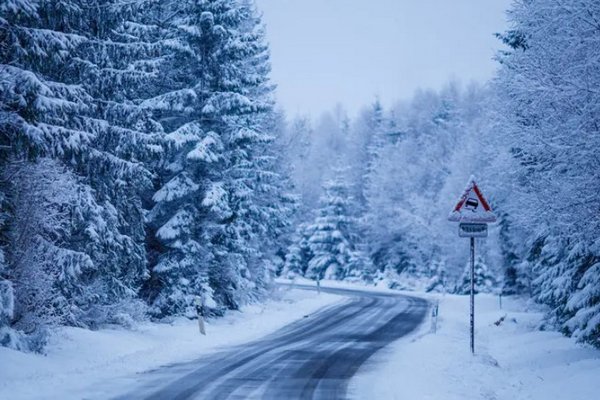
[316,278,321,295]
[448,176,496,355]
[431,300,439,334]
[195,295,206,336]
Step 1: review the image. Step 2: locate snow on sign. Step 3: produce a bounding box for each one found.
[448,176,497,223]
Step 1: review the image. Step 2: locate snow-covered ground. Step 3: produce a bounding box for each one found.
[2,280,598,400]
[0,287,341,400]
[350,292,600,400]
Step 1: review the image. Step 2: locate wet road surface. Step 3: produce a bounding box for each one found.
[115,285,429,400]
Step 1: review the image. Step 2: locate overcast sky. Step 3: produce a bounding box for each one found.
[255,0,511,117]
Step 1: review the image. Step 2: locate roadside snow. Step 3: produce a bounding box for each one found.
[0,287,341,400]
[350,293,600,400]
[276,276,405,295]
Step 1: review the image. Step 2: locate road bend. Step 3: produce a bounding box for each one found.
[115,285,429,400]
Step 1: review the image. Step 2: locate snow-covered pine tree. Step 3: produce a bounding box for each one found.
[142,0,229,316]
[0,149,15,348]
[1,0,159,336]
[68,0,166,323]
[348,245,376,283]
[0,0,91,158]
[282,116,316,217]
[565,256,600,347]
[4,159,98,345]
[363,86,466,286]
[454,255,497,295]
[355,100,418,285]
[305,171,365,280]
[0,0,46,348]
[425,259,448,293]
[495,0,600,346]
[219,0,295,302]
[263,108,298,273]
[0,0,96,345]
[528,235,598,344]
[282,243,305,279]
[360,99,389,211]
[146,0,291,315]
[282,223,314,278]
[497,211,527,295]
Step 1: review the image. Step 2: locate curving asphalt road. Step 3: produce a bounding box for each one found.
[115,285,429,400]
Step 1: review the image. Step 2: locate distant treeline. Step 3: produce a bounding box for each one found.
[280,0,600,348]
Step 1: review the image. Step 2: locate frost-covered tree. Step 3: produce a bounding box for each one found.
[6,161,93,335]
[363,85,477,287]
[0,170,15,347]
[222,0,295,299]
[497,211,529,295]
[283,117,312,194]
[0,0,163,346]
[69,0,160,324]
[566,259,600,346]
[425,259,448,293]
[494,0,600,346]
[141,1,226,316]
[348,245,376,283]
[281,224,313,278]
[361,99,390,202]
[145,0,291,315]
[304,171,367,280]
[282,243,306,278]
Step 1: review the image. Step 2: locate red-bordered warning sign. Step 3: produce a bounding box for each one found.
[448,176,496,223]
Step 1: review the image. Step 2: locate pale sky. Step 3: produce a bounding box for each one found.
[255,0,511,117]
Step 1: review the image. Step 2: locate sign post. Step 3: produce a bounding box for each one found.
[470,236,475,354]
[448,176,496,354]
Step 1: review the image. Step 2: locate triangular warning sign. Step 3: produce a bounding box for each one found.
[448,176,497,223]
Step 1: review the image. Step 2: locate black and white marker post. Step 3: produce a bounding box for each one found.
[195,295,206,335]
[448,176,496,354]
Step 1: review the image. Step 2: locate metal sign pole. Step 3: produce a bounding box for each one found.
[470,237,475,354]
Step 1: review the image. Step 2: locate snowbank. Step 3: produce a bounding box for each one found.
[276,276,407,295]
[350,293,600,400]
[0,287,341,400]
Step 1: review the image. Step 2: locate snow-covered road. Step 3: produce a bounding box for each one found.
[114,286,429,399]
